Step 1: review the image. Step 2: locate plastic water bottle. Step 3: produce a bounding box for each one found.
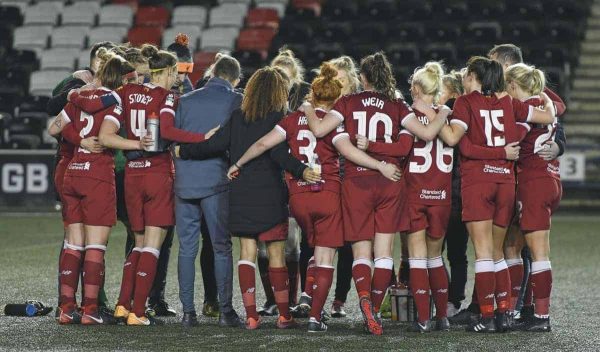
[4,301,52,316]
[145,115,160,152]
[310,153,322,192]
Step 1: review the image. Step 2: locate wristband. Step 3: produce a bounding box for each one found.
[234,162,242,169]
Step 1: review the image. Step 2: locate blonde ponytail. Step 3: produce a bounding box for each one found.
[411,61,445,104]
[506,63,546,96]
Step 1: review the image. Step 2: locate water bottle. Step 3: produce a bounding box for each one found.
[390,283,410,321]
[4,300,52,316]
[145,115,160,152]
[310,153,322,192]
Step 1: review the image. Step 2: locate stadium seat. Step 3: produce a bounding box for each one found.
[321,0,358,20]
[18,95,49,115]
[316,22,353,43]
[51,26,90,49]
[386,43,420,67]
[425,23,461,43]
[7,121,42,149]
[467,0,505,19]
[460,44,491,63]
[0,111,14,147]
[246,8,279,30]
[40,48,79,71]
[504,21,538,43]
[505,0,544,19]
[0,48,39,72]
[172,5,208,27]
[256,2,286,18]
[388,22,425,43]
[0,5,23,28]
[209,3,248,27]
[360,0,396,20]
[351,22,388,44]
[544,21,582,42]
[236,28,276,58]
[308,42,344,66]
[277,21,313,43]
[135,6,170,27]
[162,26,202,51]
[549,0,590,19]
[1,0,30,14]
[232,50,263,69]
[395,0,432,20]
[29,70,72,97]
[13,25,52,53]
[87,26,128,48]
[128,26,164,47]
[0,67,29,97]
[464,22,501,44]
[77,49,92,69]
[422,43,458,67]
[291,0,322,17]
[111,0,139,11]
[61,2,101,26]
[23,2,61,26]
[200,27,239,51]
[98,4,134,27]
[439,0,469,20]
[349,43,380,60]
[530,46,569,67]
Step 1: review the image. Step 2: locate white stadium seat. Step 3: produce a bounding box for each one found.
[200,27,239,51]
[23,2,61,26]
[51,26,90,49]
[218,0,252,4]
[77,49,91,69]
[172,5,208,27]
[87,26,128,47]
[163,26,202,52]
[209,3,248,28]
[13,25,52,53]
[29,70,72,97]
[40,48,80,70]
[256,2,287,17]
[61,2,101,26]
[255,0,289,3]
[98,4,134,27]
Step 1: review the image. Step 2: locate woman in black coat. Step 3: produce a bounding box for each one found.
[176,67,320,330]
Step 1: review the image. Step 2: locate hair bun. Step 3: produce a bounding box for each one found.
[141,44,159,59]
[278,47,295,58]
[175,33,189,47]
[319,62,337,80]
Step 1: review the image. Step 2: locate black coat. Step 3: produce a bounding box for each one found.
[179,109,307,236]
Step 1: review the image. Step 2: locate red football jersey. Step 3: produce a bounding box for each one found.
[276,108,343,195]
[450,91,533,184]
[57,139,74,160]
[330,91,414,178]
[63,89,116,184]
[111,83,175,175]
[517,96,560,183]
[406,107,453,205]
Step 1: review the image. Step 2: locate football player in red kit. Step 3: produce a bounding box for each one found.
[302,53,451,335]
[504,64,560,332]
[227,63,401,332]
[439,56,556,333]
[48,50,139,324]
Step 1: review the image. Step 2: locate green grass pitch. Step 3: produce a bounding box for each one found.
[0,214,599,351]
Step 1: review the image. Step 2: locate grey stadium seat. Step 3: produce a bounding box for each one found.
[172,5,208,27]
[256,2,287,17]
[51,26,90,49]
[61,2,101,26]
[40,48,80,70]
[200,27,239,51]
[23,2,61,26]
[13,25,52,53]
[29,70,72,97]
[77,49,91,69]
[209,3,248,28]
[1,0,31,13]
[87,26,128,47]
[98,4,134,27]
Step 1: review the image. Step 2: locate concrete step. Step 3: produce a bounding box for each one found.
[573,78,600,89]
[587,17,600,27]
[565,123,600,137]
[579,56,600,65]
[568,100,600,111]
[585,29,600,40]
[564,112,600,123]
[570,90,600,100]
[574,67,600,77]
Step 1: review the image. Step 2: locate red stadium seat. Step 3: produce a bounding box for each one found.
[136,6,171,27]
[236,28,276,58]
[246,8,279,30]
[190,51,218,86]
[128,26,163,47]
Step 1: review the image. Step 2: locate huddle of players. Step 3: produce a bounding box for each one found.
[48,40,562,334]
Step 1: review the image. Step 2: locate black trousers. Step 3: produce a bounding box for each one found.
[444,210,469,306]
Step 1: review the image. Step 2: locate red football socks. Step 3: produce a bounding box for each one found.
[531,261,552,318]
[309,265,334,321]
[506,258,524,311]
[494,259,511,313]
[82,245,106,313]
[475,259,495,318]
[352,258,373,299]
[304,256,316,298]
[238,260,259,320]
[59,244,84,307]
[132,247,159,317]
[117,247,141,310]
[428,256,449,319]
[409,258,431,323]
[269,266,291,319]
[372,257,393,313]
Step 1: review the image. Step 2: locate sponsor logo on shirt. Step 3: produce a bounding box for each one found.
[68,162,91,171]
[420,189,447,200]
[547,164,560,175]
[128,160,152,169]
[483,164,511,174]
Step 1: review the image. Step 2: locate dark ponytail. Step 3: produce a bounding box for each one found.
[467,56,505,96]
[141,44,177,73]
[360,51,397,101]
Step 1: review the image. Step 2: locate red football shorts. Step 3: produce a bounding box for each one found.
[517,177,562,232]
[397,179,410,233]
[258,222,289,242]
[62,176,116,226]
[289,190,344,248]
[407,203,451,239]
[461,182,515,228]
[125,173,175,232]
[54,157,70,225]
[342,174,403,242]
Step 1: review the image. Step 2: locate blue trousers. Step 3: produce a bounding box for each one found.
[176,190,233,314]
